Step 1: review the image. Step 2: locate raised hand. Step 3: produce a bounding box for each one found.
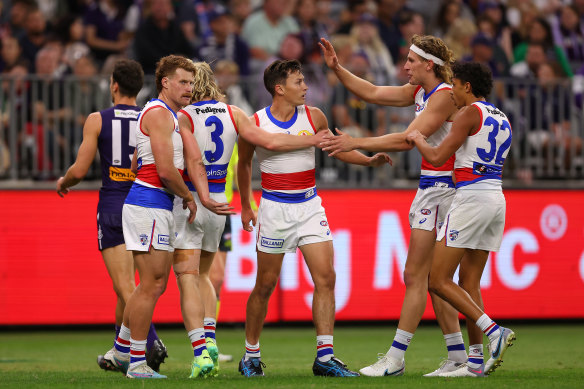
[318,38,339,70]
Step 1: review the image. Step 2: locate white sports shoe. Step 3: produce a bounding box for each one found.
[359,354,405,377]
[126,363,167,379]
[218,353,233,362]
[423,359,464,377]
[485,327,516,375]
[439,363,486,377]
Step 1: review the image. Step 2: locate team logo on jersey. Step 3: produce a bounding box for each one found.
[140,234,149,246]
[421,209,431,215]
[158,234,170,245]
[260,237,284,248]
[114,109,139,119]
[109,167,136,182]
[415,103,424,113]
[305,188,315,199]
[449,230,459,241]
[437,221,444,229]
[320,221,328,226]
[298,130,312,136]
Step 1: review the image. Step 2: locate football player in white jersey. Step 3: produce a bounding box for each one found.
[172,61,327,378]
[112,55,201,379]
[319,35,484,377]
[237,59,391,377]
[407,62,515,378]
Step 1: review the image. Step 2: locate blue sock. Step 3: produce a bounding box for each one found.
[113,325,121,348]
[146,323,159,351]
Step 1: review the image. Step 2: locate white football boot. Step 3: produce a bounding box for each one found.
[423,359,464,377]
[359,354,405,377]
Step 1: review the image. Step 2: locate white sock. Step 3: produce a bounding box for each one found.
[387,329,413,360]
[128,338,147,371]
[316,335,334,362]
[476,314,501,342]
[444,332,467,363]
[245,340,260,360]
[467,344,484,369]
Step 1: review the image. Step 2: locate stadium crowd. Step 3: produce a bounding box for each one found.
[0,0,583,183]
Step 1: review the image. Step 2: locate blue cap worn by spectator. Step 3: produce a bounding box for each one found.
[471,33,494,48]
[356,13,377,24]
[208,5,230,23]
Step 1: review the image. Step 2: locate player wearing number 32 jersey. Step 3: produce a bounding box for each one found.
[408,62,516,378]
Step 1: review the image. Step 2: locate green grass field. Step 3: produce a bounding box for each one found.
[0,323,583,388]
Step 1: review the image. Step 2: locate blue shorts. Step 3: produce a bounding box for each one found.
[97,198,125,251]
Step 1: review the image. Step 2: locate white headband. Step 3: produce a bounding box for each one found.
[409,44,445,66]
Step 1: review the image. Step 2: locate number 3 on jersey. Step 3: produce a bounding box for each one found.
[204,116,224,162]
[477,117,512,165]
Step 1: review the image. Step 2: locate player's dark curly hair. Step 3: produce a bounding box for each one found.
[452,61,493,98]
[112,59,144,98]
[263,59,303,97]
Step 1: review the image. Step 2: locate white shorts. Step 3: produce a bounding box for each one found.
[437,189,506,251]
[409,187,455,232]
[173,192,227,251]
[256,195,332,253]
[122,204,175,252]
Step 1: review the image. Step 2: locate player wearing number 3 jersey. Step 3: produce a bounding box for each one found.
[172,61,328,378]
[407,62,516,378]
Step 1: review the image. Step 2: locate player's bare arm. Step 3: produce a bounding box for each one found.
[403,89,458,138]
[144,107,196,222]
[232,106,328,150]
[56,112,101,197]
[408,105,479,167]
[319,37,416,107]
[310,106,392,166]
[178,112,234,216]
[237,135,256,232]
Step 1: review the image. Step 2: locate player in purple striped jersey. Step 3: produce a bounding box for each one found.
[407,62,516,377]
[56,59,167,373]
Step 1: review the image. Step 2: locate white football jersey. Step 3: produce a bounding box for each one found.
[413,83,455,189]
[179,100,238,193]
[454,101,512,190]
[253,105,317,203]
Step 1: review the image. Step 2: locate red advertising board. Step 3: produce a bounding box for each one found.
[0,189,583,325]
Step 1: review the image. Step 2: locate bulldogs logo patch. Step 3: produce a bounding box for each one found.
[139,234,148,246]
[449,230,459,241]
[421,209,431,215]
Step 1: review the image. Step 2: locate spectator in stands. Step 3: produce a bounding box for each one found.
[431,0,462,38]
[83,0,131,67]
[507,0,539,49]
[19,5,48,71]
[335,0,369,35]
[4,0,35,39]
[464,33,509,77]
[215,59,254,115]
[70,54,102,131]
[350,13,395,86]
[397,10,425,60]
[374,0,406,63]
[133,0,195,74]
[551,4,584,74]
[229,0,252,34]
[331,52,387,138]
[524,62,582,171]
[443,18,477,60]
[0,34,29,71]
[177,0,215,50]
[55,15,91,72]
[514,17,573,78]
[1,63,28,135]
[294,0,329,65]
[241,0,299,72]
[198,5,250,76]
[476,0,513,63]
[510,41,547,78]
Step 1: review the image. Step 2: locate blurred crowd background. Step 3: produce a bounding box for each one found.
[0,0,583,187]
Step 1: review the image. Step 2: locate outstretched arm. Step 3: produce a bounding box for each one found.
[233,106,328,150]
[321,89,458,155]
[407,105,479,166]
[56,112,101,197]
[319,37,416,107]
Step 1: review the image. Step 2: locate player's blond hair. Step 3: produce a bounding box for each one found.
[191,61,225,102]
[411,34,455,84]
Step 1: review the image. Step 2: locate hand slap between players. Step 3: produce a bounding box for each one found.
[319,128,356,156]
